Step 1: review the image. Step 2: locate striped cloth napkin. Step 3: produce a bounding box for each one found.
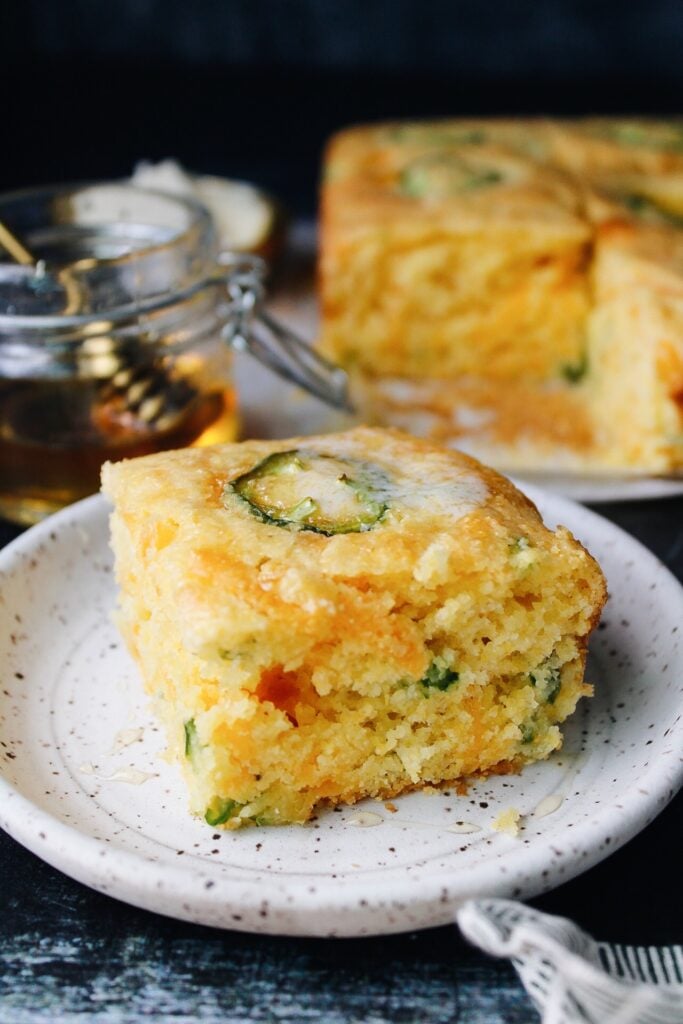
[457,899,683,1024]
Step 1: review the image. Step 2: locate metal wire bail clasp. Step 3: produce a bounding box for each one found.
[218,252,353,412]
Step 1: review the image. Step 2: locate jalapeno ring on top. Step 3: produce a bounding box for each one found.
[227,449,388,536]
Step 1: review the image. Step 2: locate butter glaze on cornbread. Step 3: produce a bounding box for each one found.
[103,428,606,828]
[320,118,683,472]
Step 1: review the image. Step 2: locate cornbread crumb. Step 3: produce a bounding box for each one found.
[492,808,522,837]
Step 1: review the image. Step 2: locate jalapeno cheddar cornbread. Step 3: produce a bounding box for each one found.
[102,428,606,828]
[320,119,683,472]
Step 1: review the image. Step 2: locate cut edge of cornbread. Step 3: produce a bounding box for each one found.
[103,427,607,829]
[319,118,683,473]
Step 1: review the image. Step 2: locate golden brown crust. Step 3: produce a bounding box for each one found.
[319,119,683,472]
[103,427,607,827]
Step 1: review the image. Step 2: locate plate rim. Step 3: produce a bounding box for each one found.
[1,489,682,936]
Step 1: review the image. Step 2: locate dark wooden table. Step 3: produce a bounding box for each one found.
[1,498,682,1023]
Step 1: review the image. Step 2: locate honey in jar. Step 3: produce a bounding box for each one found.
[0,184,239,525]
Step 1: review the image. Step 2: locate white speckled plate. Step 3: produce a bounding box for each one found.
[1,488,682,937]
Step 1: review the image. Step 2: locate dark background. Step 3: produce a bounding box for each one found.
[3,0,683,213]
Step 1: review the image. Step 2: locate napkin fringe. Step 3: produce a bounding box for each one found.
[598,943,683,986]
[457,899,683,1024]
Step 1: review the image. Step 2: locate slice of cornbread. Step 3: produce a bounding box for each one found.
[549,118,683,176]
[102,427,606,829]
[320,118,683,472]
[321,130,590,381]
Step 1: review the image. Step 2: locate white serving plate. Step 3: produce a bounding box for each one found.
[1,487,682,936]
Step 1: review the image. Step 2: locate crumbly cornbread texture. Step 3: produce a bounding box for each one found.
[320,119,683,472]
[102,428,606,828]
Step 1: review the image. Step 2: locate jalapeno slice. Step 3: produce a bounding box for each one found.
[529,658,562,705]
[420,659,460,693]
[204,797,242,826]
[184,718,202,767]
[620,192,683,229]
[399,152,504,199]
[590,121,683,152]
[228,450,388,535]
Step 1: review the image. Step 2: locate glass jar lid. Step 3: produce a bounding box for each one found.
[0,182,350,409]
[0,183,216,320]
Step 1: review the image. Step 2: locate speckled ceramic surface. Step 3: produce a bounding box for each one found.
[0,488,682,937]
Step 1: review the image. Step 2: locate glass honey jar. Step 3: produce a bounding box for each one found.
[0,183,348,526]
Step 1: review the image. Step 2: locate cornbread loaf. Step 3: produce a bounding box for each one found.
[320,119,683,472]
[102,427,606,828]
